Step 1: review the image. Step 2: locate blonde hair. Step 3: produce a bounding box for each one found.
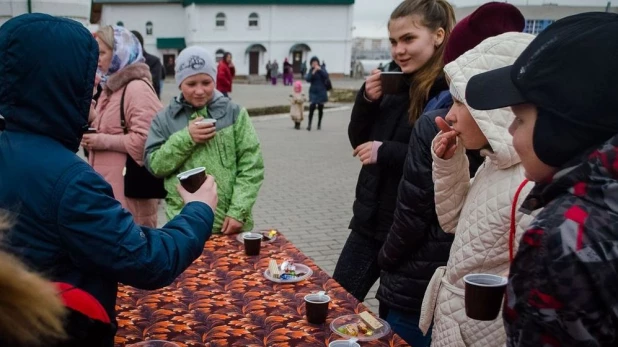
[0,212,67,345]
[389,0,456,125]
[95,25,115,50]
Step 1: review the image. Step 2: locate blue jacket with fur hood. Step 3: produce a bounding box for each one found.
[0,14,214,345]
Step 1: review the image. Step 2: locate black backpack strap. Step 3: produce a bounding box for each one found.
[120,78,156,135]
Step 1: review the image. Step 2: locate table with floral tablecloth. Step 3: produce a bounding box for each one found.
[114,233,409,347]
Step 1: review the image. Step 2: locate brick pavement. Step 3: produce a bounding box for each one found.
[159,78,365,109]
[248,108,381,313]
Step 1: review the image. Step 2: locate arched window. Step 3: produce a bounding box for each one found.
[248,12,259,27]
[215,13,226,28]
[215,49,225,62]
[146,21,153,35]
[116,21,124,27]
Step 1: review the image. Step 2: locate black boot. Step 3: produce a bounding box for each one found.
[307,105,315,131]
[317,104,324,130]
[294,122,300,130]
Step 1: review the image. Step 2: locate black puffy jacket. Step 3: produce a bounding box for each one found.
[377,94,483,313]
[348,65,448,242]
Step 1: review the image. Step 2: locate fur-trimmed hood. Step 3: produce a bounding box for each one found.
[104,63,152,93]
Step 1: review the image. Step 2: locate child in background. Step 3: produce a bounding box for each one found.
[289,81,306,130]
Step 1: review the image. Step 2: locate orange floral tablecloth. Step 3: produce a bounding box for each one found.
[114,233,409,347]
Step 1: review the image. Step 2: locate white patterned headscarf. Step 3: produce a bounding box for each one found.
[107,26,144,76]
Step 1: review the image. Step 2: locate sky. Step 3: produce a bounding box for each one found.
[352,0,613,37]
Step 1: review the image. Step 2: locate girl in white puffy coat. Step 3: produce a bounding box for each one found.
[418,32,537,347]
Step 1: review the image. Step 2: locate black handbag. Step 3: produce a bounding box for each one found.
[324,76,333,91]
[120,79,167,199]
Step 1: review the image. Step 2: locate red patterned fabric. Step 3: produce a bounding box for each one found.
[115,233,408,347]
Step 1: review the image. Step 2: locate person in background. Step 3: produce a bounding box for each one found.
[424,32,534,347]
[304,56,329,131]
[83,25,162,227]
[216,52,235,98]
[333,2,455,345]
[131,30,164,99]
[300,60,307,79]
[265,60,272,82]
[466,12,618,346]
[289,81,306,130]
[0,13,218,346]
[283,58,293,85]
[270,59,279,85]
[145,46,264,234]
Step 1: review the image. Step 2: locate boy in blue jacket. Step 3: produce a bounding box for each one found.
[0,14,218,346]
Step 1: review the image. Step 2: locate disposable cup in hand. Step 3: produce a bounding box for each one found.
[196,118,217,126]
[464,274,507,321]
[304,293,331,324]
[177,167,206,194]
[329,341,360,347]
[242,233,262,256]
[380,71,405,94]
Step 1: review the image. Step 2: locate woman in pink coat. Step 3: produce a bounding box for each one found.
[82,26,162,227]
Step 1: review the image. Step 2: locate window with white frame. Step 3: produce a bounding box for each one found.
[216,13,226,28]
[523,19,555,35]
[248,12,259,27]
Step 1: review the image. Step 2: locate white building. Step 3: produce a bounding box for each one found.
[0,0,91,26]
[352,36,389,60]
[92,0,355,77]
[454,1,618,35]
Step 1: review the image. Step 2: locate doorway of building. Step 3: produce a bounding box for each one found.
[249,51,260,75]
[292,51,303,73]
[163,54,176,77]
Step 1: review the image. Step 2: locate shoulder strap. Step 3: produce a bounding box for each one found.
[120,78,156,135]
[509,179,531,263]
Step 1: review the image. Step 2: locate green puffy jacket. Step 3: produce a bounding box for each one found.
[144,92,264,232]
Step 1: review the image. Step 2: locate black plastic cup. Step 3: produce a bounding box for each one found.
[464,274,508,321]
[242,233,262,256]
[304,293,331,324]
[380,72,405,94]
[176,167,206,194]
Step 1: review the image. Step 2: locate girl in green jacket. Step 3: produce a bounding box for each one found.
[145,46,265,234]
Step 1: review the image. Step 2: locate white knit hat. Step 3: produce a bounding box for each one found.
[175,46,217,87]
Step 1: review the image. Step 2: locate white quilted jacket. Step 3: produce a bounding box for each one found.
[419,33,537,347]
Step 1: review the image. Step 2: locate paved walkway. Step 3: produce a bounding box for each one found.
[160,78,365,109]
[251,108,381,312]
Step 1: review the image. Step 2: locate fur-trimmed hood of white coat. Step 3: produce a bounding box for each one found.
[444,32,536,170]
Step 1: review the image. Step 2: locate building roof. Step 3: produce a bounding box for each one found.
[93,0,181,3]
[94,0,353,4]
[184,0,354,3]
